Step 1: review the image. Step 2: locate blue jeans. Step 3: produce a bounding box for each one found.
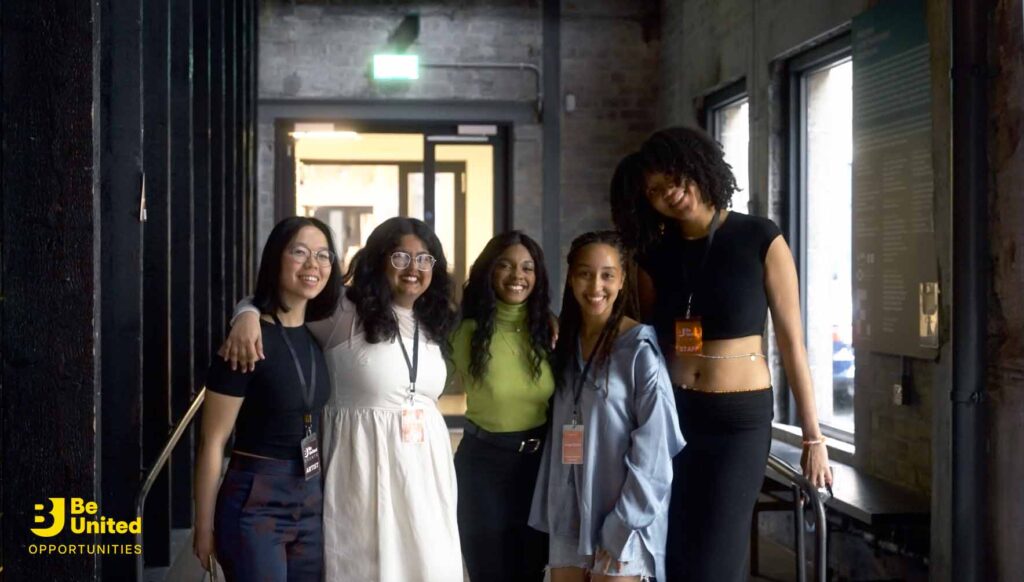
[214,454,323,582]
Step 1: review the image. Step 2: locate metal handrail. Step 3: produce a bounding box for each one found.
[766,453,829,582]
[134,388,207,582]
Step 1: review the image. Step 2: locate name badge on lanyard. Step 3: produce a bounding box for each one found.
[301,428,321,480]
[561,423,584,465]
[563,335,602,466]
[396,318,426,445]
[675,316,703,354]
[674,210,721,355]
[272,315,321,480]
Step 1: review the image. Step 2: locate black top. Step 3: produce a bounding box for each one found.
[638,212,782,347]
[207,320,331,460]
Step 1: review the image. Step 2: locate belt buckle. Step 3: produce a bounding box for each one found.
[518,438,541,453]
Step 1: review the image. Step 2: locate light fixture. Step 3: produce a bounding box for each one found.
[289,130,361,140]
[373,54,419,80]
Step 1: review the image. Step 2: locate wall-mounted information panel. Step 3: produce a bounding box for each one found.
[851,0,939,359]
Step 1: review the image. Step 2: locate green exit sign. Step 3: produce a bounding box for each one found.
[373,54,419,80]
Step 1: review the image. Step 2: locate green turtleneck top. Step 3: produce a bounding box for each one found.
[449,300,555,433]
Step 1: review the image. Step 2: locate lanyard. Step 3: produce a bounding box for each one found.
[272,315,317,436]
[684,210,723,318]
[395,317,420,398]
[571,326,609,424]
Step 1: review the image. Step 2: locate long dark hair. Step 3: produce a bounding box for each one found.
[609,151,658,255]
[461,231,552,381]
[552,231,638,386]
[613,126,739,257]
[343,216,456,352]
[253,216,342,321]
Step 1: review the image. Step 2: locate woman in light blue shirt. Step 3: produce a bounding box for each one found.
[529,231,684,582]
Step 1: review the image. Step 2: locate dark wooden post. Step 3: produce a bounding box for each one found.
[193,0,213,398]
[223,0,239,309]
[98,0,146,577]
[169,0,196,531]
[141,0,172,566]
[1,0,102,577]
[209,0,227,344]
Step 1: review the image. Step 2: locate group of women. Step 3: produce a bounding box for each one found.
[192,125,834,582]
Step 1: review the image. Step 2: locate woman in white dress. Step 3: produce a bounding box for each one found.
[223,217,463,582]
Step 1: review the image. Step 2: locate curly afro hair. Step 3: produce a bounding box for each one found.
[612,127,739,257]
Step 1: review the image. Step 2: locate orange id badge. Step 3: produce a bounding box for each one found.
[675,317,703,354]
[561,424,584,465]
[401,405,426,444]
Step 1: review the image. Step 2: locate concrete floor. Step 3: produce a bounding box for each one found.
[146,425,807,581]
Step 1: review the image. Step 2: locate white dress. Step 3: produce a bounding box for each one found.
[307,295,463,582]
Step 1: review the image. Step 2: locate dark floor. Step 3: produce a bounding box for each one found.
[145,427,807,582]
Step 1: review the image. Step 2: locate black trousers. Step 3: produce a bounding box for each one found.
[214,454,323,582]
[665,388,774,582]
[454,428,548,582]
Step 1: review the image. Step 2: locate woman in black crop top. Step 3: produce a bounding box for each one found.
[611,127,832,582]
[192,217,340,581]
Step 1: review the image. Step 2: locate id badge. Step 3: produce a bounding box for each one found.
[300,433,321,480]
[561,424,584,465]
[401,405,426,444]
[675,317,703,354]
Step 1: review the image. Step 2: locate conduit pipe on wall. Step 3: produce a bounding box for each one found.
[421,62,543,118]
[950,0,989,580]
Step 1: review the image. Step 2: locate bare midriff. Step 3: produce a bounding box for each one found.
[668,335,772,392]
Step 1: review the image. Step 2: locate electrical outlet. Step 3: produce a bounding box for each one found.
[892,383,904,406]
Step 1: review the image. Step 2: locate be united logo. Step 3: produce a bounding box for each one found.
[28,498,142,556]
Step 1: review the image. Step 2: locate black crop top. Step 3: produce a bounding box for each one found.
[638,212,783,346]
[207,320,331,460]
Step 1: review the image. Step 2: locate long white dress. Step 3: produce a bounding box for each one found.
[307,295,463,582]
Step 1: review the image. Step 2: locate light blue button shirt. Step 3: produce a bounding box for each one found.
[529,324,684,581]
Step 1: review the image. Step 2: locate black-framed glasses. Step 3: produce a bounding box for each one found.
[287,245,335,267]
[390,251,436,272]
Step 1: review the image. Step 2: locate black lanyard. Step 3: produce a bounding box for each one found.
[571,326,610,424]
[395,318,420,397]
[272,315,317,436]
[683,210,723,318]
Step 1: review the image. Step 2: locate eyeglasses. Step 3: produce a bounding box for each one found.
[390,251,436,272]
[287,245,335,267]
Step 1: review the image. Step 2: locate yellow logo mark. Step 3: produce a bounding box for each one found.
[31,498,66,538]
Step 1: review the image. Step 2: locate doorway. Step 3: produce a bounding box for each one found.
[275,123,509,291]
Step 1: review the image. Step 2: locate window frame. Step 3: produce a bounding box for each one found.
[786,33,855,443]
[704,79,751,213]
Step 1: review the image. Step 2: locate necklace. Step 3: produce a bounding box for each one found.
[497,326,522,356]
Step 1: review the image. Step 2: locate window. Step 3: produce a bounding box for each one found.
[789,37,854,437]
[706,81,750,214]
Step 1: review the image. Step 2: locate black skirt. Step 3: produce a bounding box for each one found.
[665,387,774,582]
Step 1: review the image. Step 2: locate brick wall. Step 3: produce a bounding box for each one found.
[257,0,544,248]
[987,0,1024,577]
[257,0,659,284]
[558,0,660,259]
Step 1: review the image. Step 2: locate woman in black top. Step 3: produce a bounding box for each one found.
[611,128,833,582]
[193,216,341,581]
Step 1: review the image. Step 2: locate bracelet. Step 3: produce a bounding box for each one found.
[802,436,827,447]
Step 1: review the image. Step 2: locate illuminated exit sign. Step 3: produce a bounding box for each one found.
[373,54,419,80]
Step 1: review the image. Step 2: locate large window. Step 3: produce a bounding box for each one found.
[790,38,855,437]
[706,82,750,214]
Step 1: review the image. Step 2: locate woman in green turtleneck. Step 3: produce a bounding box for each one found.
[449,231,556,582]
